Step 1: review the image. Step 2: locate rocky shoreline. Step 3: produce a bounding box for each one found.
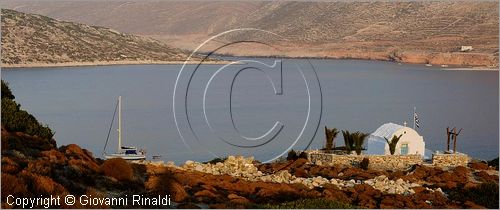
[2,55,497,70]
[208,50,499,70]
[0,60,233,68]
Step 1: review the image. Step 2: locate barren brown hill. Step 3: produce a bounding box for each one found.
[0,9,195,67]
[1,1,498,67]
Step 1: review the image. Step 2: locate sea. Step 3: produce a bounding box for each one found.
[2,58,498,163]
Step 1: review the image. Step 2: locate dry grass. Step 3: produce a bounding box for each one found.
[1,173,29,197]
[1,157,20,174]
[100,158,134,182]
[28,173,68,196]
[26,159,52,175]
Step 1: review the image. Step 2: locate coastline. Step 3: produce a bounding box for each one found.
[441,67,500,71]
[1,57,498,71]
[0,60,233,68]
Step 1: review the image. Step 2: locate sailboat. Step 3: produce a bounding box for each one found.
[103,96,146,160]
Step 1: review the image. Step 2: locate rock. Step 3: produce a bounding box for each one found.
[395,185,405,194]
[410,183,420,188]
[194,165,204,172]
[293,167,309,178]
[201,184,217,192]
[444,181,457,189]
[464,201,486,209]
[396,178,405,185]
[330,178,338,185]
[469,162,489,170]
[185,160,194,165]
[227,193,243,200]
[194,190,218,199]
[464,182,478,189]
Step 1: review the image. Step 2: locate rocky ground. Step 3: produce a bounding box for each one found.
[142,156,498,208]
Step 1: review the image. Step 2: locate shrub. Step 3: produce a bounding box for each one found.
[449,181,499,209]
[287,150,298,161]
[298,151,308,159]
[100,158,133,182]
[3,135,55,156]
[1,81,54,140]
[1,80,15,99]
[488,157,499,170]
[360,157,370,170]
[203,157,227,164]
[255,198,356,209]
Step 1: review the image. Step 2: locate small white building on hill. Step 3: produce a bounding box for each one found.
[364,123,425,157]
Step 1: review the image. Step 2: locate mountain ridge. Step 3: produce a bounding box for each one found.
[1,1,498,67]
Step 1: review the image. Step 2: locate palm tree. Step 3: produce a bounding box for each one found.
[324,126,339,153]
[342,130,354,154]
[352,132,369,155]
[384,134,404,155]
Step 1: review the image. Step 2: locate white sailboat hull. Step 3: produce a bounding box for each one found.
[104,153,146,160]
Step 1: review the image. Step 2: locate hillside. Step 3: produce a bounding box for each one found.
[0,9,198,67]
[1,1,498,67]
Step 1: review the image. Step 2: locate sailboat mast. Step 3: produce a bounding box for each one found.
[118,96,122,153]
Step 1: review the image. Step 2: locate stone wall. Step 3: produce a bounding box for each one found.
[432,153,469,168]
[369,155,423,171]
[306,150,471,170]
[306,151,423,171]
